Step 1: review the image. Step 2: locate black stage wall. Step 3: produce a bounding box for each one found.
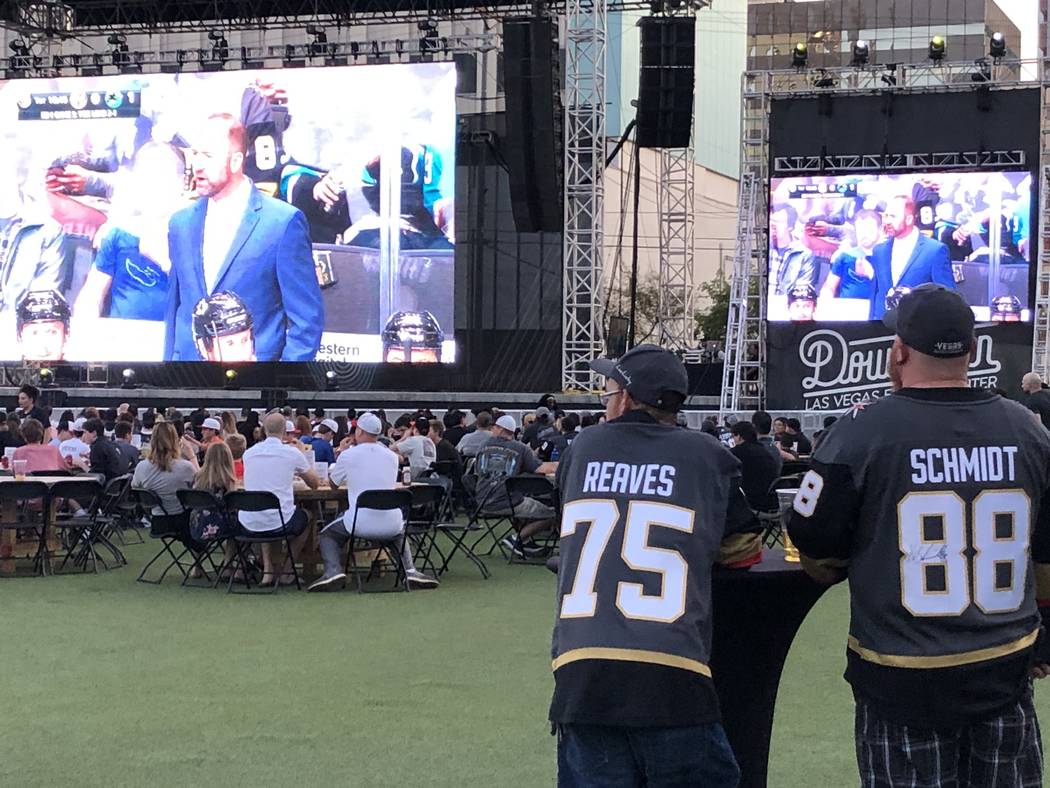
[766,87,1040,410]
[71,112,564,394]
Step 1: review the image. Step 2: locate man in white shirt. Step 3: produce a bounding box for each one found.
[240,412,319,585]
[59,416,90,470]
[395,416,437,480]
[308,412,438,592]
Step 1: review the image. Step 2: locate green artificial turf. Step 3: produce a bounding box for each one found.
[1,543,1048,787]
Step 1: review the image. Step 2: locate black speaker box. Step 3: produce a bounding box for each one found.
[502,17,562,233]
[636,16,696,149]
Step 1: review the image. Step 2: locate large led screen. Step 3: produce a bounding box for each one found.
[0,62,456,363]
[767,171,1032,323]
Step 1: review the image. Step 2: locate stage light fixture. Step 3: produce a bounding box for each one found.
[39,368,55,387]
[813,70,836,89]
[989,32,1006,60]
[121,368,137,389]
[972,57,992,83]
[851,40,869,66]
[108,33,130,70]
[791,42,808,69]
[350,41,361,60]
[928,35,946,62]
[325,370,338,391]
[208,30,229,67]
[224,369,238,389]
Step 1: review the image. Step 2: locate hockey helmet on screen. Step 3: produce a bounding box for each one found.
[884,285,912,312]
[381,310,443,363]
[17,289,70,332]
[991,295,1022,322]
[192,291,255,361]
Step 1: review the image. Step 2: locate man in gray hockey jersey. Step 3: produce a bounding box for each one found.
[788,283,1050,787]
[550,343,746,787]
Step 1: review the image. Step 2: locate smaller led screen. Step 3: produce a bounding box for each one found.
[767,171,1032,323]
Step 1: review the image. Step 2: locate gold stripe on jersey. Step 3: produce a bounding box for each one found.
[552,647,712,677]
[800,554,849,585]
[718,533,761,567]
[1034,563,1050,602]
[847,628,1039,669]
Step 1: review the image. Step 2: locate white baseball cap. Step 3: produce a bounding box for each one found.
[201,417,221,431]
[314,418,339,434]
[72,417,86,432]
[495,415,516,433]
[357,412,383,436]
[285,420,296,433]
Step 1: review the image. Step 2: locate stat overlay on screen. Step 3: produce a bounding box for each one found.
[767,171,1032,324]
[0,62,457,364]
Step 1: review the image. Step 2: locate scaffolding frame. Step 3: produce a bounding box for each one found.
[561,0,606,391]
[721,57,1048,413]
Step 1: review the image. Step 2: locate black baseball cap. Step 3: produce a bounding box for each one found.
[590,344,689,412]
[883,284,974,358]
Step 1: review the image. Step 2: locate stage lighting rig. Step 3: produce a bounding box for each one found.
[208,30,229,67]
[121,368,137,389]
[418,20,439,56]
[39,368,55,388]
[307,25,328,57]
[9,39,31,77]
[989,32,1006,60]
[851,40,869,66]
[972,57,992,83]
[108,33,130,70]
[325,370,338,391]
[791,42,808,69]
[224,369,238,389]
[928,35,946,62]
[813,69,836,89]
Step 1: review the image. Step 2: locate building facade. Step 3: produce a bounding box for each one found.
[747,0,1021,71]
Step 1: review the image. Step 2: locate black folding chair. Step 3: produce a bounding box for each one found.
[223,490,301,593]
[406,484,446,576]
[134,488,193,584]
[176,489,230,588]
[431,474,498,579]
[0,481,51,576]
[762,475,803,548]
[96,474,140,549]
[50,478,111,573]
[504,475,560,564]
[344,489,413,593]
[780,460,810,478]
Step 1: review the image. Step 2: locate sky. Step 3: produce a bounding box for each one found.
[995,0,1040,60]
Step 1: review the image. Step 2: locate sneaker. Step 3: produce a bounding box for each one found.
[307,573,346,592]
[500,536,519,555]
[519,540,551,558]
[405,570,439,589]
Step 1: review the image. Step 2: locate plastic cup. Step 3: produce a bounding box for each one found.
[12,459,28,480]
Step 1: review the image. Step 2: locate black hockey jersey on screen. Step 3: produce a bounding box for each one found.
[788,388,1050,726]
[550,412,741,726]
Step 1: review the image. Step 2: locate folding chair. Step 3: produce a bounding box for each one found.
[224,490,301,594]
[0,481,51,576]
[405,484,445,576]
[430,474,490,579]
[176,489,230,588]
[344,489,413,593]
[134,488,193,584]
[762,475,802,548]
[504,475,560,564]
[96,474,140,549]
[780,460,810,478]
[50,478,111,573]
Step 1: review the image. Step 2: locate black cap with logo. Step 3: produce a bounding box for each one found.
[882,283,974,358]
[590,344,689,412]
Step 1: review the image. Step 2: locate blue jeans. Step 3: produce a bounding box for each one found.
[557,722,740,788]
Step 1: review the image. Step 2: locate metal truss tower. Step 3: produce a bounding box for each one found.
[721,58,1046,414]
[1033,76,1050,378]
[561,0,606,391]
[655,145,695,350]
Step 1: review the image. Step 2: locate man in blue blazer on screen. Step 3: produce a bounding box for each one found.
[868,194,956,319]
[164,113,323,361]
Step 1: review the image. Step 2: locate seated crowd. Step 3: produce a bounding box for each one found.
[2,382,820,587]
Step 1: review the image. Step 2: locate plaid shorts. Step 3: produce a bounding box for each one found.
[855,688,1043,788]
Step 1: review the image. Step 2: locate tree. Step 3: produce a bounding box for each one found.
[694,275,730,341]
